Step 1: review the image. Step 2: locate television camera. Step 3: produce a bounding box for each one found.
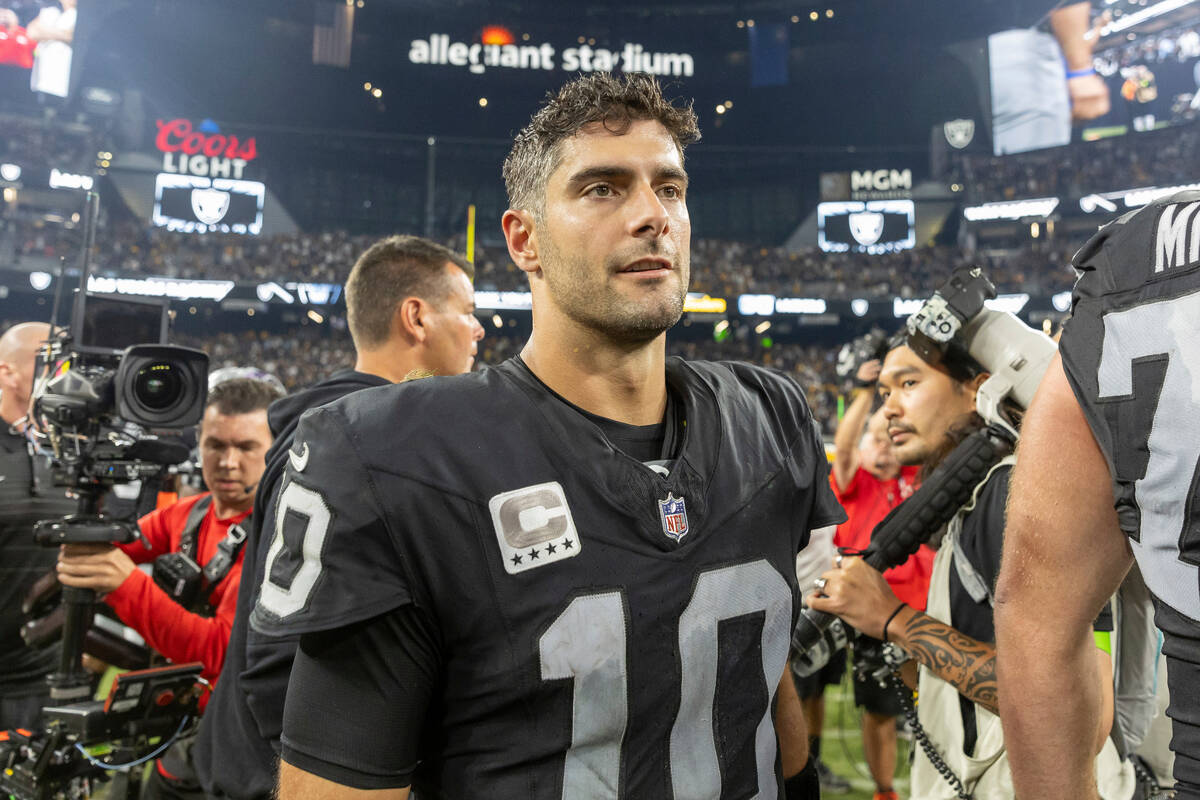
[792,267,1056,674]
[2,192,210,799]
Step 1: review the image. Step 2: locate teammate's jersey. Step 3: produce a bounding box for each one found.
[1060,190,1200,796]
[252,357,845,798]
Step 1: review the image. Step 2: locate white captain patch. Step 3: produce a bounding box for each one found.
[489,481,581,575]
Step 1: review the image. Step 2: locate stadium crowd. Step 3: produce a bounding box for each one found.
[4,215,1083,298]
[0,114,96,174]
[188,327,845,435]
[950,120,1200,203]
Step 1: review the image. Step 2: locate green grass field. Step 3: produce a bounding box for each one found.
[815,668,913,800]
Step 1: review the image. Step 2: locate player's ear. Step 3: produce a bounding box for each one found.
[394,296,428,344]
[502,209,541,276]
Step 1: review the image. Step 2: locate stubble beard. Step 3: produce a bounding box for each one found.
[539,233,688,344]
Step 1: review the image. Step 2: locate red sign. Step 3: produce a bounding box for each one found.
[155,119,257,162]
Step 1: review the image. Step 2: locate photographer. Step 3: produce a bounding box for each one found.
[826,358,927,800]
[55,377,278,681]
[55,376,278,797]
[0,322,76,731]
[807,337,1131,798]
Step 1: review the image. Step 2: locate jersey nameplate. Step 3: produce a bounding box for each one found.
[489,481,582,575]
[1155,200,1200,273]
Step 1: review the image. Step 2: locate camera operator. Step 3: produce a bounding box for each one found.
[825,358,927,800]
[55,376,280,797]
[807,337,1132,798]
[192,235,484,800]
[0,322,76,731]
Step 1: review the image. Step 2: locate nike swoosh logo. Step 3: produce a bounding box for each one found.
[289,443,309,473]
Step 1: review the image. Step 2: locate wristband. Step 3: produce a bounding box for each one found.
[1066,66,1096,79]
[783,754,820,800]
[882,602,907,643]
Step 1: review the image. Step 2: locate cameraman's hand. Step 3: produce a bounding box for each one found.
[806,556,899,641]
[855,359,881,386]
[57,543,135,594]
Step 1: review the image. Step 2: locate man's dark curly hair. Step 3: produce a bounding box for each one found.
[503,72,700,217]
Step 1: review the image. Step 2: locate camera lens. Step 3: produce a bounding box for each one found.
[133,362,184,410]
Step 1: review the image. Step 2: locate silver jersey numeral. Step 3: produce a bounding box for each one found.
[1099,292,1200,620]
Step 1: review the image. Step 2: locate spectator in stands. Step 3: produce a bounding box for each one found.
[56,377,282,798]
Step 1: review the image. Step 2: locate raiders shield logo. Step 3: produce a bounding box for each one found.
[848,211,885,246]
[191,188,231,225]
[944,118,975,150]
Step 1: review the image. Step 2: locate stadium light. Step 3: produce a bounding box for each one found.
[372,88,382,98]
[791,15,800,22]
[963,197,1058,221]
[826,9,834,17]
[810,11,819,20]
[1092,0,1200,37]
[715,105,726,114]
[479,97,488,107]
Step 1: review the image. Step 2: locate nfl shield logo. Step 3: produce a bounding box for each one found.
[658,493,689,542]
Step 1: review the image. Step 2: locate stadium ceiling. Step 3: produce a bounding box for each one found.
[350,0,1047,36]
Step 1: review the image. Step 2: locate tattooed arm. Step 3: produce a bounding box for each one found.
[884,606,998,713]
[806,556,998,713]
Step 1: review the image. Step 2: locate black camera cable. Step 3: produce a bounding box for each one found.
[889,667,972,800]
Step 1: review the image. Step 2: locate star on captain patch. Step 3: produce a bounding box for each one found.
[658,493,689,543]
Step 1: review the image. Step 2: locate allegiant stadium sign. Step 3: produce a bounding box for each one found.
[409,34,695,77]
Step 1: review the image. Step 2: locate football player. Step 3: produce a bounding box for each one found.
[193,235,484,800]
[996,191,1200,799]
[253,72,845,798]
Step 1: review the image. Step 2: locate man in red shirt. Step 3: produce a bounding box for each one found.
[0,10,35,70]
[56,376,280,797]
[827,358,929,800]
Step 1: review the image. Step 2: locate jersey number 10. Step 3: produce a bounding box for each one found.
[539,560,792,799]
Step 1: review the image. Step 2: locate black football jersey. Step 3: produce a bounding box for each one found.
[251,357,844,798]
[1060,190,1200,796]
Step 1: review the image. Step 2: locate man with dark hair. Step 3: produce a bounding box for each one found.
[0,322,76,731]
[57,376,281,798]
[823,360,926,800]
[258,72,843,799]
[193,234,483,800]
[996,191,1200,799]
[57,377,281,681]
[808,339,1132,797]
